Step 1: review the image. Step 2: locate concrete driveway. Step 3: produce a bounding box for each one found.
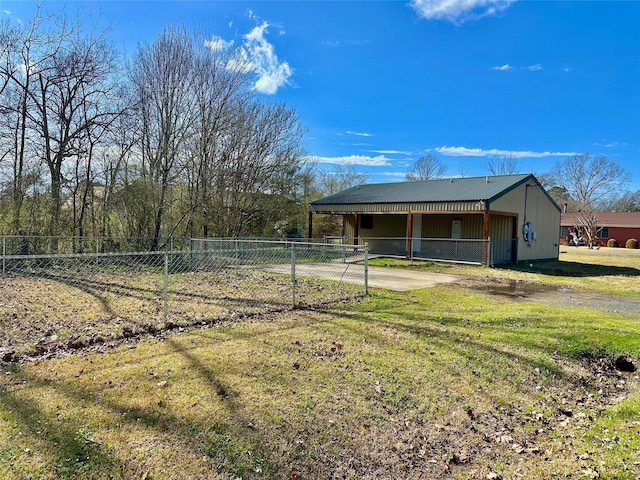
[264,263,461,292]
[364,266,461,291]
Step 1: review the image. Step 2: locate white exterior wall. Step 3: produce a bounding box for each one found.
[490,183,560,262]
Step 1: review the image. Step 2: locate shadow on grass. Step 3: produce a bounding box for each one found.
[1,388,125,478]
[21,270,346,315]
[1,335,276,478]
[498,260,640,278]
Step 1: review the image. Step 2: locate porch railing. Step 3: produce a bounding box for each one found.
[342,236,518,266]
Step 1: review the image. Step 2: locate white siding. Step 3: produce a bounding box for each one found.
[490,184,560,262]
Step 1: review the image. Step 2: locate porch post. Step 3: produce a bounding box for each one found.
[512,215,519,263]
[353,213,359,246]
[482,211,490,266]
[406,213,413,258]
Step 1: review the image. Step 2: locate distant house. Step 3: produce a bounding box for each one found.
[309,174,560,265]
[560,212,640,247]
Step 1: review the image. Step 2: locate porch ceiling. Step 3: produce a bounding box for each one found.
[310,201,486,214]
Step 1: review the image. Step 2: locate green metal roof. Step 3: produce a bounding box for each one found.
[311,174,534,206]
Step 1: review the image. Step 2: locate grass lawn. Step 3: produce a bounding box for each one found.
[1,250,639,479]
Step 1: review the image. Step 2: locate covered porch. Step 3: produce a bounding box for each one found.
[310,211,518,265]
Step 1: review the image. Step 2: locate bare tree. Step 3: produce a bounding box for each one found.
[94,95,138,245]
[318,162,369,195]
[0,6,59,234]
[207,100,306,237]
[130,26,307,243]
[186,33,252,238]
[2,16,309,245]
[129,26,199,249]
[0,9,126,239]
[456,159,470,178]
[487,153,520,175]
[605,190,640,212]
[405,154,446,181]
[549,152,631,248]
[308,162,369,238]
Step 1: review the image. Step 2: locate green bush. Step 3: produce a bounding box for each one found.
[607,238,618,248]
[625,238,639,249]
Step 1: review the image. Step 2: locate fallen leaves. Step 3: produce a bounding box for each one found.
[1,351,14,362]
[1,270,360,362]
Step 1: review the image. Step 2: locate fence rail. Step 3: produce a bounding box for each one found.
[333,236,517,266]
[0,235,191,256]
[357,237,488,265]
[0,240,368,360]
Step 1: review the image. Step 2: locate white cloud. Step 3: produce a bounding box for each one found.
[379,171,407,177]
[367,149,413,155]
[321,40,340,47]
[593,140,627,148]
[204,36,234,52]
[410,0,515,24]
[315,155,392,167]
[2,9,11,15]
[346,130,374,137]
[246,22,292,94]
[234,21,292,95]
[435,146,578,158]
[493,63,544,72]
[563,67,570,72]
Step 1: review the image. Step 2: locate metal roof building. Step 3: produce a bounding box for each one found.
[309,174,561,265]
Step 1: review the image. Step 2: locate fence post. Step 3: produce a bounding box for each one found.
[291,242,296,308]
[487,236,491,267]
[163,252,169,326]
[2,236,5,275]
[364,242,369,295]
[189,238,193,272]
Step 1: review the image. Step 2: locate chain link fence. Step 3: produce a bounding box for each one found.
[411,238,485,264]
[356,236,515,266]
[0,235,190,255]
[359,237,486,264]
[0,240,368,360]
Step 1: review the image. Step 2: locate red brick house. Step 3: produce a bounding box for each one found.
[560,212,640,247]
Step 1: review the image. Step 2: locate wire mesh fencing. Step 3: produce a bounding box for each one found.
[412,238,485,264]
[0,235,190,255]
[359,237,486,264]
[0,240,368,360]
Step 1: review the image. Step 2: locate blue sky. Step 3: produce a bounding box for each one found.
[2,0,639,190]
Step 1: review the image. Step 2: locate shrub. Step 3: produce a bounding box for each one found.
[625,238,639,249]
[607,238,618,248]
